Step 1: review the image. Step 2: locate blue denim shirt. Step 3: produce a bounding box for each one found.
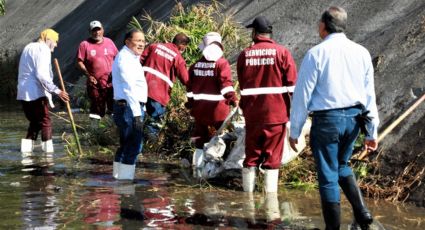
[290,33,379,140]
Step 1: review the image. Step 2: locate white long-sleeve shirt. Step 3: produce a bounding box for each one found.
[16,42,61,107]
[290,33,379,140]
[112,45,147,117]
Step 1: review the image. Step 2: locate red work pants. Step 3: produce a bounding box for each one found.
[244,123,286,169]
[87,82,113,117]
[21,97,52,141]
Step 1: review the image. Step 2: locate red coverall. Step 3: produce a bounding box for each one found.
[237,36,297,169]
[187,56,236,148]
[140,42,189,106]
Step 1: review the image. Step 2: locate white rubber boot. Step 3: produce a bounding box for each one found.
[264,169,279,193]
[41,140,54,153]
[192,148,205,168]
[242,167,256,192]
[113,162,120,179]
[265,192,281,222]
[21,151,33,166]
[89,114,101,120]
[89,114,101,128]
[21,139,34,153]
[117,163,136,180]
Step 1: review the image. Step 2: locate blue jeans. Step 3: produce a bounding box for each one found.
[113,101,145,165]
[310,105,362,203]
[145,98,166,138]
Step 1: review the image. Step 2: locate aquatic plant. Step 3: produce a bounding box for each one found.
[0,0,5,16]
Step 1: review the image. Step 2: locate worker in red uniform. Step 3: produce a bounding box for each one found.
[76,20,118,120]
[186,32,238,176]
[237,16,297,193]
[140,33,190,140]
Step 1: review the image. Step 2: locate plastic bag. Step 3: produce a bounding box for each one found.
[281,119,311,165]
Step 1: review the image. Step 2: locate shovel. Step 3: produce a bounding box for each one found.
[356,92,425,161]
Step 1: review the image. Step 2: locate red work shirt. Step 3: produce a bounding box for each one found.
[187,56,235,125]
[140,43,189,106]
[77,37,118,88]
[237,36,297,124]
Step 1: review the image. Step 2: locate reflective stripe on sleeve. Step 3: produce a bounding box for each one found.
[220,86,235,95]
[240,86,295,96]
[143,66,174,87]
[192,93,225,101]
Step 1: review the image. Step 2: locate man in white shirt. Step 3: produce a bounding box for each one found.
[289,6,378,230]
[112,29,147,180]
[17,28,69,153]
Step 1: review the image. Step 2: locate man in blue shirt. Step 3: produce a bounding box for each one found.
[289,6,379,230]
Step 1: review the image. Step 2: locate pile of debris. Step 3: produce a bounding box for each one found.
[195,109,312,179]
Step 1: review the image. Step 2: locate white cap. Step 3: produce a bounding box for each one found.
[198,32,222,51]
[89,20,102,30]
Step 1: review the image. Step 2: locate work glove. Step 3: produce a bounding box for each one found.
[133,116,144,131]
[185,98,194,109]
[224,92,238,106]
[355,110,372,137]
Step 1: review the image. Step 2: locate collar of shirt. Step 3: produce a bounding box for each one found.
[323,32,346,41]
[37,41,51,50]
[122,45,141,59]
[253,36,275,44]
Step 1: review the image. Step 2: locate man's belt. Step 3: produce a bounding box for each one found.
[116,99,127,106]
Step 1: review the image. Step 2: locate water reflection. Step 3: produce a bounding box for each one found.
[21,151,59,229]
[81,172,145,229]
[80,187,120,228]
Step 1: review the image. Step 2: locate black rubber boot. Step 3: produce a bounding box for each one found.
[339,175,373,230]
[321,201,340,230]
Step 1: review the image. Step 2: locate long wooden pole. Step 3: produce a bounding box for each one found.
[53,58,83,155]
[48,111,85,130]
[357,93,425,160]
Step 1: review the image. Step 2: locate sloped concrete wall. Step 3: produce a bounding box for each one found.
[0,0,203,96]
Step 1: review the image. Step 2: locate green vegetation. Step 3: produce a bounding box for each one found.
[0,0,5,16]
[280,153,318,190]
[130,1,250,66]
[127,1,249,158]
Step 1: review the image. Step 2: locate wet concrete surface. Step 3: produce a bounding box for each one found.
[0,103,424,229]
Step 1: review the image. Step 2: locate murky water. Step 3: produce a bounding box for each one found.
[0,102,424,229]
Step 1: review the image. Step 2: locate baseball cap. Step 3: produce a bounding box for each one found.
[246,16,272,33]
[198,32,222,51]
[89,20,103,30]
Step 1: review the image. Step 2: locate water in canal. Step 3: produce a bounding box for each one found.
[0,102,424,229]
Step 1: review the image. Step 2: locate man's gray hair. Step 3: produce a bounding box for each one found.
[321,6,347,33]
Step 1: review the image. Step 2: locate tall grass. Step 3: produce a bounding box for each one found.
[0,0,5,16]
[129,1,250,66]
